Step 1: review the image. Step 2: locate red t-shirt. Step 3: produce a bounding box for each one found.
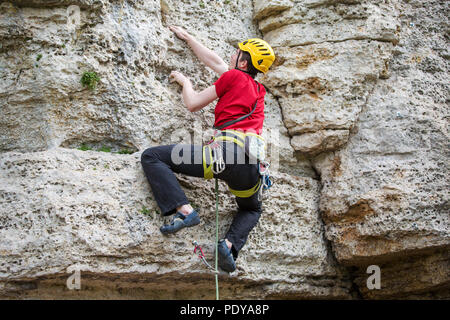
[213,69,265,134]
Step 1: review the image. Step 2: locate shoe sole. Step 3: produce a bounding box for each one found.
[160,217,200,234]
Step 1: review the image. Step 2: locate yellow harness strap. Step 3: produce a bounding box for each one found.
[203,145,214,180]
[214,129,245,148]
[202,130,263,198]
[214,135,244,148]
[228,178,262,198]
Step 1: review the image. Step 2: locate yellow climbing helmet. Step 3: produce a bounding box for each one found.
[238,38,275,73]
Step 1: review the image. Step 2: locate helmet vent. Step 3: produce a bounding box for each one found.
[261,53,271,56]
[258,59,263,65]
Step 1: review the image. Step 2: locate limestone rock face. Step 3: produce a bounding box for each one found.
[0,0,296,168]
[252,0,448,299]
[309,0,449,298]
[0,0,345,299]
[0,148,350,299]
[291,129,349,156]
[257,0,398,155]
[0,0,449,299]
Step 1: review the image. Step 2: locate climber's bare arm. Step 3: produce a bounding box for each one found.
[169,71,218,112]
[169,25,228,76]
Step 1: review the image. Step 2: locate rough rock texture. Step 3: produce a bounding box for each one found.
[0,0,449,299]
[252,0,449,299]
[0,0,346,299]
[258,0,397,153]
[0,148,351,299]
[318,0,449,298]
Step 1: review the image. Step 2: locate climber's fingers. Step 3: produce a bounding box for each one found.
[169,71,187,86]
[169,25,189,41]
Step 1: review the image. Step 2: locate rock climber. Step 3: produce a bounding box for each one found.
[140,25,275,273]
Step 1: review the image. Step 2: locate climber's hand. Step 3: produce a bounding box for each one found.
[169,71,188,86]
[169,25,190,41]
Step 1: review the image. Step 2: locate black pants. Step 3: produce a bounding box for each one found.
[140,142,262,259]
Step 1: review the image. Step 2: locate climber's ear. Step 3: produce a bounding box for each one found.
[237,57,248,70]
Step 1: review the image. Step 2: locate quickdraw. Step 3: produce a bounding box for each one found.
[204,130,226,176]
[210,141,225,175]
[257,160,272,201]
[192,240,218,274]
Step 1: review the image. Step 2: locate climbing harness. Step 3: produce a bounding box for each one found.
[203,129,273,198]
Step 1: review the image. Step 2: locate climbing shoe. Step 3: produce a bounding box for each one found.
[217,239,236,273]
[160,210,200,235]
